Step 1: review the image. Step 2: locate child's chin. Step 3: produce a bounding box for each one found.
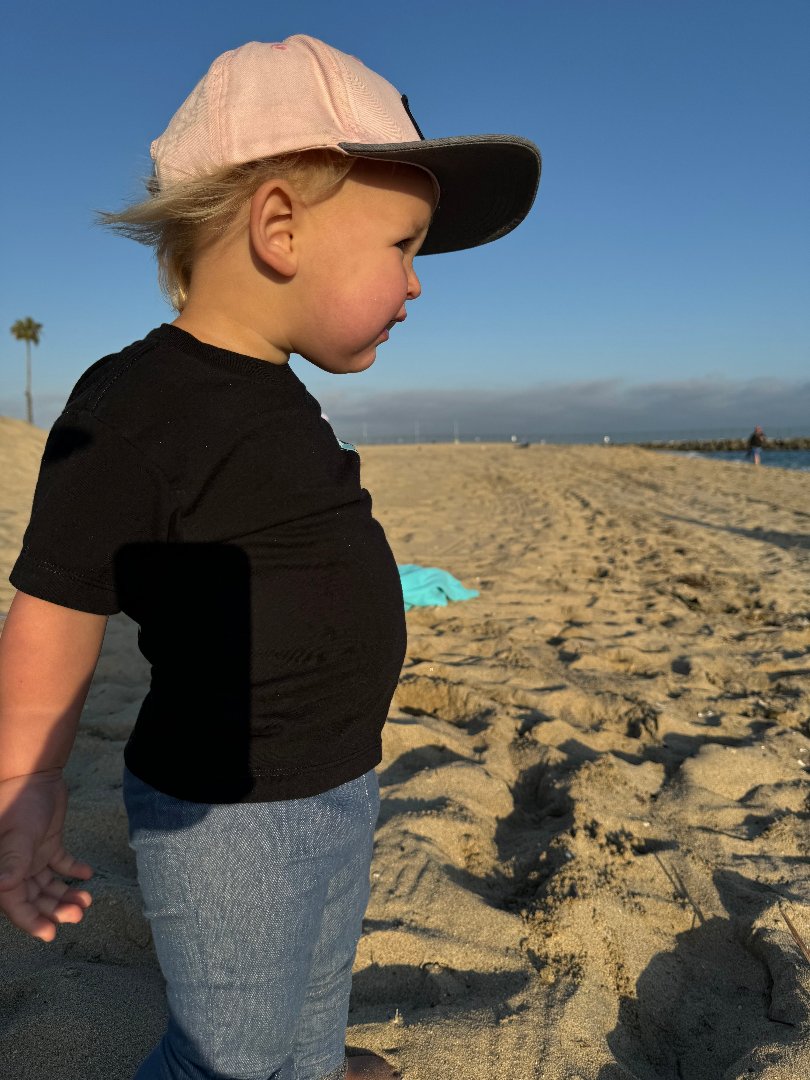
[305,350,377,375]
[349,351,378,373]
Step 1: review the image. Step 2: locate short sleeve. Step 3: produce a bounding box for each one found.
[9,411,171,615]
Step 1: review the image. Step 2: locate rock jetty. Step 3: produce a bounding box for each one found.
[634,437,810,452]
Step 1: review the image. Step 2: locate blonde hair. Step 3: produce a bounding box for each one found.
[96,149,357,312]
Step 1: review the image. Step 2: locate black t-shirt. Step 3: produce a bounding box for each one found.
[10,325,407,802]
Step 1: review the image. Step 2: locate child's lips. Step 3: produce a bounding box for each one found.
[379,310,406,342]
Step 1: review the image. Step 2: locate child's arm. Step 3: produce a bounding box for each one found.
[0,590,108,940]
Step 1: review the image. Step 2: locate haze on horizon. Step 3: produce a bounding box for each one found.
[5,374,808,445]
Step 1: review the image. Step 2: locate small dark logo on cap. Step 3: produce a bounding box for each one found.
[401,95,425,140]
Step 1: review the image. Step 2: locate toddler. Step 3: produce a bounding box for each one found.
[0,34,540,1080]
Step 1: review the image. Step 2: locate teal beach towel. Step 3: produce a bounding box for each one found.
[398,564,479,611]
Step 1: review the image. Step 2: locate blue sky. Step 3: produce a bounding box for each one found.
[2,0,808,438]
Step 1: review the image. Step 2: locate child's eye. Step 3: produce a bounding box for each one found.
[396,239,412,252]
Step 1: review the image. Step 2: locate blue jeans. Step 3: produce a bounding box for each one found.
[123,766,380,1080]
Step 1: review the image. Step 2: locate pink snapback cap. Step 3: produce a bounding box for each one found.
[150,34,540,256]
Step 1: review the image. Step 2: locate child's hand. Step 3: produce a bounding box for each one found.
[0,770,93,941]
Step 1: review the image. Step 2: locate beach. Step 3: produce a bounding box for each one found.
[1,416,808,1079]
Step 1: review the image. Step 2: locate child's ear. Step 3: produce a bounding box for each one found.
[249,181,298,277]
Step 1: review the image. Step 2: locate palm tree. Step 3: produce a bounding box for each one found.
[10,317,43,425]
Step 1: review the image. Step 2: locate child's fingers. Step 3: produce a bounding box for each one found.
[30,869,93,922]
[33,891,87,925]
[61,886,93,910]
[1,861,93,939]
[49,848,94,881]
[36,873,93,909]
[28,915,60,942]
[0,882,59,939]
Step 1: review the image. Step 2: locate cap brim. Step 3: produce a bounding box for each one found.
[338,135,541,256]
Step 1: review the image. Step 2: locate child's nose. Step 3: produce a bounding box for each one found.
[406,266,422,300]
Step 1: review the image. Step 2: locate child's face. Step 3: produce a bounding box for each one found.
[293,160,437,374]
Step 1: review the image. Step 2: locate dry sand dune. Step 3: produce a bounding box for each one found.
[1,416,808,1079]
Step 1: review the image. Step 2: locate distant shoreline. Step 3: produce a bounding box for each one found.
[634,437,810,451]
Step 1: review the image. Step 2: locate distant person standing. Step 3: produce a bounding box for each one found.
[746,424,766,465]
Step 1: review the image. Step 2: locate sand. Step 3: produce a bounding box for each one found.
[0,413,808,1079]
